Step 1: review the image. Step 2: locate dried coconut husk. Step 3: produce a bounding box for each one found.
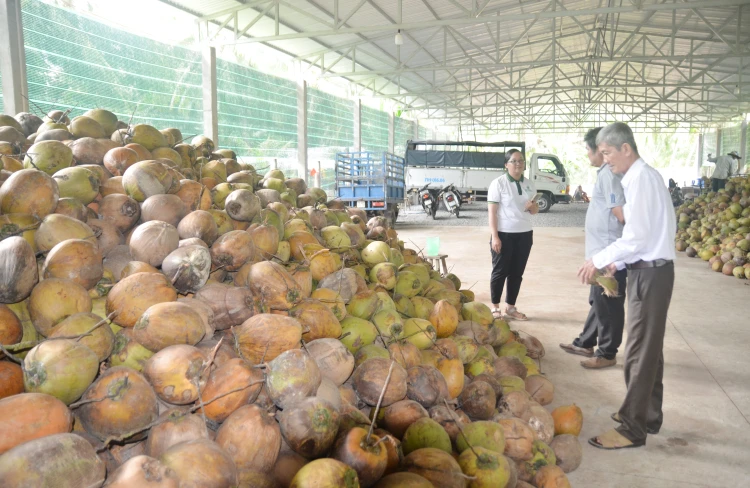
[42,238,102,290]
[289,298,342,341]
[525,375,554,406]
[246,261,302,311]
[233,313,302,365]
[98,194,140,233]
[194,283,258,330]
[86,219,123,256]
[177,210,218,246]
[458,380,496,421]
[159,439,238,488]
[106,272,177,328]
[589,269,619,297]
[382,399,429,440]
[143,345,207,405]
[200,357,263,423]
[353,358,408,407]
[104,455,179,488]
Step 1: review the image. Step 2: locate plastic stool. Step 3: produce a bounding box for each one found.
[426,254,449,275]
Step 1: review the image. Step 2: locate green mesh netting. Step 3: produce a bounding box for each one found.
[22,0,202,136]
[394,117,413,156]
[216,58,297,174]
[720,124,742,156]
[418,125,430,140]
[307,87,354,192]
[361,105,389,153]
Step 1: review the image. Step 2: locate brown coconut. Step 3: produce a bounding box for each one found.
[534,465,571,488]
[177,210,218,246]
[129,221,180,268]
[145,410,210,458]
[548,434,582,473]
[132,302,206,352]
[406,365,449,409]
[289,298,342,341]
[383,400,430,440]
[498,418,535,461]
[120,261,160,279]
[0,169,59,218]
[210,230,255,271]
[493,355,528,380]
[279,397,340,459]
[143,345,208,405]
[194,283,258,330]
[98,194,140,233]
[0,237,39,303]
[265,349,322,410]
[42,238,103,290]
[246,260,302,311]
[104,455,179,488]
[388,342,422,370]
[161,244,212,295]
[159,439,238,488]
[402,447,466,488]
[521,402,555,444]
[34,214,97,252]
[28,278,91,336]
[305,338,355,386]
[233,313,302,365]
[458,380,496,421]
[106,272,177,328]
[525,375,554,406]
[428,405,471,445]
[140,194,187,228]
[200,358,263,423]
[86,219,123,256]
[353,358,408,408]
[216,404,281,474]
[48,312,114,362]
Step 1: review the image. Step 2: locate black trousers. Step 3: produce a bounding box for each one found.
[712,178,726,192]
[572,269,627,360]
[489,231,533,305]
[617,264,674,443]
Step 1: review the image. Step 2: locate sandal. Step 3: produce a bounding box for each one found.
[611,413,660,435]
[504,306,529,321]
[491,308,503,319]
[588,428,645,450]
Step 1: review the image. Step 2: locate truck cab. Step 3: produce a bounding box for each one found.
[526,153,572,212]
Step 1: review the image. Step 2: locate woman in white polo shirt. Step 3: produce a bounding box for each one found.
[487,149,539,321]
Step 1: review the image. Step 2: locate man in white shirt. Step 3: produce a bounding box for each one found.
[707,151,740,192]
[579,122,676,450]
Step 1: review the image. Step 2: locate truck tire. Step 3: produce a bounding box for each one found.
[537,193,552,213]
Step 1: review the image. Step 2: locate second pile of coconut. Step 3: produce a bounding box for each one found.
[0,109,584,488]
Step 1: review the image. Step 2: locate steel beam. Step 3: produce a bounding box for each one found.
[201,46,219,146]
[0,0,28,115]
[353,98,361,151]
[297,77,308,182]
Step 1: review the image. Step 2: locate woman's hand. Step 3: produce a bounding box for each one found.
[491,234,502,253]
[525,201,539,214]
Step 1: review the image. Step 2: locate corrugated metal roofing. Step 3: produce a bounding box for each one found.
[161,0,750,131]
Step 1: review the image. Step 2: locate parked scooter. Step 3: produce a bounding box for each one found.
[439,183,462,218]
[412,183,440,219]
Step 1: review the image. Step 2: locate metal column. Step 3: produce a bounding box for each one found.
[201,46,219,146]
[353,98,361,151]
[297,78,308,182]
[0,0,29,115]
[740,119,748,173]
[716,128,722,156]
[697,133,704,177]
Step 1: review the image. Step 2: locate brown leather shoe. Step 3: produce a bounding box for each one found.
[581,356,617,369]
[559,343,594,357]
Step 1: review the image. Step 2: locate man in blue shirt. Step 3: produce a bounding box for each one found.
[560,127,626,369]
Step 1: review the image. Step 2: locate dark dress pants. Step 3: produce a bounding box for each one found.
[572,268,627,359]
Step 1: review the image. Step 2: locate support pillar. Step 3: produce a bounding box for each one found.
[388,112,395,153]
[297,78,308,182]
[353,99,361,151]
[201,46,218,146]
[0,0,29,115]
[697,133,704,178]
[716,128,722,157]
[414,119,419,140]
[740,119,748,173]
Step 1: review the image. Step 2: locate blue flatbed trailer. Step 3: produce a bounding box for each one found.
[335,152,405,225]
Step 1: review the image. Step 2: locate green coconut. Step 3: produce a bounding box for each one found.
[461,302,494,326]
[69,116,106,139]
[389,248,405,267]
[24,141,73,175]
[393,293,416,318]
[83,109,118,136]
[354,344,391,368]
[445,273,461,290]
[498,342,528,359]
[370,263,399,290]
[122,160,171,202]
[346,291,380,320]
[362,241,392,265]
[401,417,452,455]
[402,318,437,350]
[371,308,404,341]
[453,336,480,364]
[410,297,434,320]
[456,420,506,454]
[23,339,99,405]
[498,375,526,393]
[374,292,396,313]
[464,357,495,379]
[339,316,378,354]
[52,166,100,205]
[321,225,352,250]
[457,446,512,488]
[130,124,166,150]
[399,264,430,288]
[394,272,423,298]
[108,329,154,372]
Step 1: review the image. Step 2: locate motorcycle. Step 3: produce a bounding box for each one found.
[439,183,462,218]
[413,183,440,219]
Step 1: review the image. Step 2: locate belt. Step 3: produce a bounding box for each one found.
[626,259,673,270]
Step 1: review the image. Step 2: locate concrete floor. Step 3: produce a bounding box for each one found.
[397,225,750,488]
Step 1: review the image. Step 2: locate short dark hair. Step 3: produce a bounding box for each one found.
[584,127,602,152]
[505,149,523,166]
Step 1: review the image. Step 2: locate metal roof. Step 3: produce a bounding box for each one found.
[160,0,750,133]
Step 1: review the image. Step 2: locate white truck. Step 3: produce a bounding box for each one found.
[404,140,572,212]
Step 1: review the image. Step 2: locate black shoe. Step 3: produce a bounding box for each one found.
[610,413,660,435]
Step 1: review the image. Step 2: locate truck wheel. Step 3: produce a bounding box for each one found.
[537,194,552,213]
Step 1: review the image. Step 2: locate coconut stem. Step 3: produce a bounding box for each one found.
[194,336,225,436]
[0,343,22,364]
[441,399,480,459]
[366,360,395,445]
[69,374,130,409]
[0,223,41,241]
[191,379,266,410]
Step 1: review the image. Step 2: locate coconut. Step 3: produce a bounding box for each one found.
[409,297,433,321]
[23,339,99,404]
[279,397,340,459]
[34,214,96,252]
[374,472,433,487]
[133,302,205,352]
[355,345,390,367]
[256,188,281,207]
[194,283,257,330]
[455,420,506,456]
[24,140,73,174]
[104,455,179,488]
[362,241,392,265]
[460,302,494,326]
[26,278,92,338]
[175,180,210,212]
[339,316,378,354]
[109,329,155,372]
[42,238,102,290]
[525,375,554,406]
[48,312,113,361]
[69,137,113,166]
[213,404,281,476]
[371,308,404,342]
[266,349,322,409]
[0,169,59,217]
[378,400,429,440]
[305,338,355,386]
[98,193,140,233]
[210,230,255,271]
[521,403,555,444]
[69,115,106,139]
[77,366,158,442]
[200,357,263,423]
[548,434,582,473]
[120,261,160,279]
[87,219,123,256]
[161,245,212,294]
[457,446,512,488]
[402,318,437,350]
[178,210,218,246]
[0,433,106,488]
[289,298,342,341]
[402,447,465,488]
[122,160,171,202]
[498,390,532,418]
[0,392,72,454]
[222,189,260,222]
[406,365,449,409]
[428,300,459,338]
[13,112,43,136]
[51,167,99,205]
[143,345,207,405]
[140,194,186,228]
[551,404,583,437]
[498,418,535,461]
[331,426,388,487]
[317,268,361,303]
[401,417,452,456]
[106,272,177,328]
[0,305,23,360]
[159,439,238,488]
[533,465,571,488]
[246,261,302,311]
[353,358,408,407]
[233,313,302,365]
[289,458,359,488]
[144,410,209,459]
[347,290,381,320]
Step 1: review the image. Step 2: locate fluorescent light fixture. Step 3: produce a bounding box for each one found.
[395,29,403,46]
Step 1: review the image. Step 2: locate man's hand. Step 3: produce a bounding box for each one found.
[525,201,539,214]
[491,234,502,253]
[577,260,598,284]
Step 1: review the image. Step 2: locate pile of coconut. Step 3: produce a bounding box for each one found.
[0,108,583,488]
